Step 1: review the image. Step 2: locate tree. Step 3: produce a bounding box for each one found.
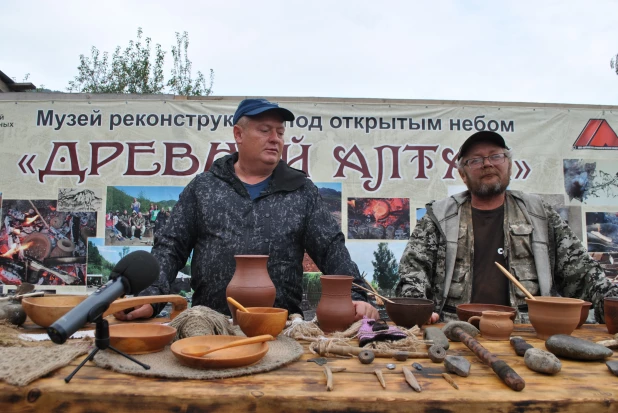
[372,242,399,293]
[67,28,212,95]
[118,246,131,260]
[612,54,618,76]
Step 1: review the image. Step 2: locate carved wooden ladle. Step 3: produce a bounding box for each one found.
[181,334,274,357]
[226,296,250,313]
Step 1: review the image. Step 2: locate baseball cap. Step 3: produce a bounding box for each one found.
[232,98,295,125]
[457,131,510,161]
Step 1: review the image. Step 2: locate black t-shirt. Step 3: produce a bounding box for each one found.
[470,205,509,305]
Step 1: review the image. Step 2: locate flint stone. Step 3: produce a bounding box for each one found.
[606,360,618,377]
[444,355,471,377]
[510,336,533,357]
[545,335,614,361]
[424,327,449,350]
[524,348,562,375]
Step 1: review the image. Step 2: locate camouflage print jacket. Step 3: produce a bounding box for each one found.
[141,153,369,316]
[395,190,618,323]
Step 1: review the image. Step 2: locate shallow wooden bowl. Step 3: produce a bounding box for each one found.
[109,323,176,354]
[384,298,434,328]
[21,294,188,327]
[236,307,288,337]
[171,335,269,369]
[456,303,516,328]
[22,295,86,328]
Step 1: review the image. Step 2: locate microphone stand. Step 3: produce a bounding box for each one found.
[64,317,150,383]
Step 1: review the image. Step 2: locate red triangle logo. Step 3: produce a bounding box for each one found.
[574,119,618,149]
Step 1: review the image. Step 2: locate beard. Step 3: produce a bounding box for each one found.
[465,165,511,198]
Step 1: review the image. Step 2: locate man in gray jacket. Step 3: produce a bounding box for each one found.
[116,98,379,321]
[396,130,618,323]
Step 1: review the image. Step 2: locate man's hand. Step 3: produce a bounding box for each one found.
[353,301,380,321]
[113,304,153,321]
[427,312,440,324]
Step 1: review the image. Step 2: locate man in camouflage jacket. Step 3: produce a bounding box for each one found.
[115,99,378,321]
[396,131,618,323]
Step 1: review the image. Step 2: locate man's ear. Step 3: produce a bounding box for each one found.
[458,168,468,186]
[233,124,243,145]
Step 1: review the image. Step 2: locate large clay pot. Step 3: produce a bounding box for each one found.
[225,255,276,324]
[526,297,583,340]
[316,275,356,333]
[468,311,514,341]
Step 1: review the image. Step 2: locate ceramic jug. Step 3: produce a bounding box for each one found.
[468,310,514,341]
[226,255,276,324]
[315,275,356,333]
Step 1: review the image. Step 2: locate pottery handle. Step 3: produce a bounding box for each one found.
[104,295,188,320]
[468,316,482,325]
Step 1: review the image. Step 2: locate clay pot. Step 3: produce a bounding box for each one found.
[49,239,76,258]
[384,298,434,329]
[576,301,592,328]
[316,275,356,333]
[604,297,618,334]
[226,255,276,325]
[468,311,514,341]
[456,303,516,329]
[526,297,584,340]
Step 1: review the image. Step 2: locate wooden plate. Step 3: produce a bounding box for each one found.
[109,323,176,354]
[171,335,269,369]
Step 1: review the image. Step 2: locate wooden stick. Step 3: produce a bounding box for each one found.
[310,341,429,359]
[366,282,384,306]
[374,369,386,389]
[402,367,422,392]
[0,291,44,302]
[494,262,536,300]
[323,366,334,391]
[352,283,394,303]
[442,373,459,390]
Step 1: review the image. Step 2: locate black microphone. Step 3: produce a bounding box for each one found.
[47,250,159,344]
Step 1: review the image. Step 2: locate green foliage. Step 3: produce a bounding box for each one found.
[67,28,212,95]
[105,186,177,214]
[118,246,130,260]
[302,271,323,306]
[87,241,115,282]
[167,32,213,96]
[372,242,399,293]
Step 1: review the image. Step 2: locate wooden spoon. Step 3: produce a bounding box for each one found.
[181,334,274,357]
[226,297,250,313]
[494,262,536,300]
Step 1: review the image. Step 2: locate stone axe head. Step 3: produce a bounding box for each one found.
[442,321,480,342]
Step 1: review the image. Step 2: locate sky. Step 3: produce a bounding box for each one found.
[2,0,617,106]
[113,186,184,202]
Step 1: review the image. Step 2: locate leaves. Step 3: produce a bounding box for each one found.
[67,28,212,95]
[372,242,399,294]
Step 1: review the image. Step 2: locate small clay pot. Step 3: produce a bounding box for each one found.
[526,297,584,340]
[316,275,356,333]
[604,297,618,334]
[456,303,516,329]
[384,298,434,329]
[468,311,514,341]
[576,301,592,328]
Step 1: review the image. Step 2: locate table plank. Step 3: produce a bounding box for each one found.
[1,324,617,412]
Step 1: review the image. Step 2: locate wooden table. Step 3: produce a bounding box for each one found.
[1,324,617,412]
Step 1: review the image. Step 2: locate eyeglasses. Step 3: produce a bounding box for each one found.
[463,153,508,170]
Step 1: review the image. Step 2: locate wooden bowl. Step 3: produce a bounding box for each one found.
[171,335,269,369]
[577,301,592,328]
[22,295,86,328]
[109,323,176,354]
[456,304,516,329]
[236,307,288,337]
[384,298,434,328]
[21,294,188,327]
[526,297,584,340]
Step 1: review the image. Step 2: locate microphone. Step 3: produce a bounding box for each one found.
[47,250,159,344]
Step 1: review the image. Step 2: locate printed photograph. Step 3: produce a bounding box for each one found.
[585,212,618,253]
[564,159,618,206]
[0,199,96,287]
[105,185,184,246]
[347,198,410,240]
[57,187,103,212]
[87,237,191,294]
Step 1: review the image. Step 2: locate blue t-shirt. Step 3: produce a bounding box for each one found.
[243,176,271,200]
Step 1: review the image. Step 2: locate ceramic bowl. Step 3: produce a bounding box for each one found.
[384,298,434,328]
[171,335,269,369]
[456,303,517,329]
[577,301,593,328]
[526,297,584,340]
[109,323,176,354]
[236,307,288,337]
[22,295,87,327]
